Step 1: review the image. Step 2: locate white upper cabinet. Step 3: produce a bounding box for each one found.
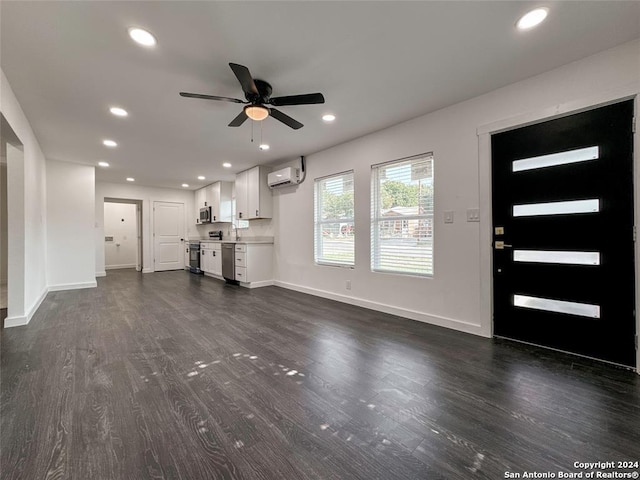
[194,188,207,224]
[235,166,272,220]
[194,181,233,224]
[207,181,233,223]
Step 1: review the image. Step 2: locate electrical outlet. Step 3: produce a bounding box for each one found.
[346,280,351,290]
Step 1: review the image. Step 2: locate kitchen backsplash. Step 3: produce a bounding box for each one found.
[195,218,274,240]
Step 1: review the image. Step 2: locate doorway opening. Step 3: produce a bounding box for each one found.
[1,114,25,327]
[104,198,142,273]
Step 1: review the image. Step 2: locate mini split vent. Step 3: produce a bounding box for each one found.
[267,167,301,188]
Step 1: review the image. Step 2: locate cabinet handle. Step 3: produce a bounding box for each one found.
[213,251,216,256]
[256,210,259,217]
[201,250,204,255]
[239,212,243,219]
[213,216,216,221]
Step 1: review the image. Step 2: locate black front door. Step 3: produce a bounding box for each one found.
[491,100,636,367]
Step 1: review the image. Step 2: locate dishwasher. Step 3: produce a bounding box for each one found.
[221,243,237,284]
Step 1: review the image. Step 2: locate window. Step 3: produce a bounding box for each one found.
[314,171,355,266]
[371,153,434,276]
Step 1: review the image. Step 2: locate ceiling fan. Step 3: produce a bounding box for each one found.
[180,63,325,130]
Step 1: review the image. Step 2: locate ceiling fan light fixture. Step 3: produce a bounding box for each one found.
[245,105,269,121]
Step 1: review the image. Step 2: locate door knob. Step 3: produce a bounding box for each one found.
[494,241,513,249]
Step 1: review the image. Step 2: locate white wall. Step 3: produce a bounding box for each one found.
[274,40,640,339]
[46,160,96,290]
[104,202,138,269]
[95,182,198,275]
[1,69,48,326]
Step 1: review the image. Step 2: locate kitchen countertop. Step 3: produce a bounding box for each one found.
[196,236,274,245]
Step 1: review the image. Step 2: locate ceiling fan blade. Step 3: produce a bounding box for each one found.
[228,110,248,127]
[269,108,303,130]
[269,93,325,106]
[229,63,258,96]
[179,92,245,103]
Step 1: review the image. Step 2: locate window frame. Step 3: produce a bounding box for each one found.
[314,170,355,267]
[370,153,434,277]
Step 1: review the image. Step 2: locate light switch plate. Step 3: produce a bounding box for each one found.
[467,208,480,222]
[444,211,454,224]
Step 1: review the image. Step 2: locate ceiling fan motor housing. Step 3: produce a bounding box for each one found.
[248,79,273,104]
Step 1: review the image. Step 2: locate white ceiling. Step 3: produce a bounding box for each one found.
[2,1,639,189]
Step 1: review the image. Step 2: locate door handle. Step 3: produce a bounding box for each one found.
[494,241,513,250]
[213,251,216,256]
[256,210,259,217]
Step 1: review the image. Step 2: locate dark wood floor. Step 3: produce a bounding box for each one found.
[1,269,639,479]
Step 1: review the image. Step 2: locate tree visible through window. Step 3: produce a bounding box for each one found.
[371,154,434,276]
[314,171,355,266]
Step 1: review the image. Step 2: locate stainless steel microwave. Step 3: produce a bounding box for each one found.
[199,206,211,223]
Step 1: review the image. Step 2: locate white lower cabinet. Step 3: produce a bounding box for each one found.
[234,243,273,287]
[211,244,222,276]
[201,242,222,277]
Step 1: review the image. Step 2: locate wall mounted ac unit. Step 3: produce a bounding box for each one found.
[267,167,301,188]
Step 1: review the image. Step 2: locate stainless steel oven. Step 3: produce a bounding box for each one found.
[189,241,202,273]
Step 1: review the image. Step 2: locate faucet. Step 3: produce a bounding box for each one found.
[232,223,240,241]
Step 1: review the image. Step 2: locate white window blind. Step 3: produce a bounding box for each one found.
[371,153,434,276]
[314,171,355,266]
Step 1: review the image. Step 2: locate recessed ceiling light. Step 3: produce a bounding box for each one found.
[259,144,270,151]
[128,27,157,47]
[182,183,189,188]
[222,162,232,168]
[126,177,135,182]
[109,107,128,117]
[103,139,117,147]
[322,114,336,122]
[197,176,205,180]
[517,7,549,30]
[98,161,110,167]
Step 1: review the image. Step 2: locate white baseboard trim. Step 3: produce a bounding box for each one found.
[105,264,136,270]
[142,268,154,274]
[96,271,107,277]
[4,286,49,328]
[48,281,97,292]
[240,280,275,289]
[4,315,28,328]
[274,281,483,336]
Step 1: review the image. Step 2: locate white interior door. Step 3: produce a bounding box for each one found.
[153,201,184,272]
